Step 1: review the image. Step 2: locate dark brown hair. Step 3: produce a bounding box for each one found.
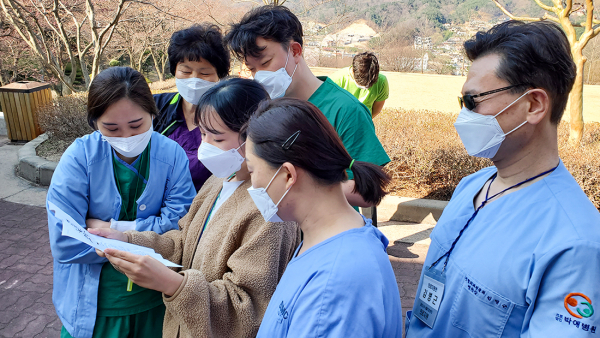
[464,20,576,124]
[168,23,230,79]
[247,98,389,205]
[352,52,379,88]
[224,5,303,60]
[87,67,158,129]
[195,77,269,138]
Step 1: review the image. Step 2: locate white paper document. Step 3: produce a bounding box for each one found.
[48,201,182,267]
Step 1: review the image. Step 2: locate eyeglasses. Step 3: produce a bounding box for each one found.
[458,84,528,110]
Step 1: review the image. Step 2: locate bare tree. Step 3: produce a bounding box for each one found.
[492,0,600,146]
[0,0,131,93]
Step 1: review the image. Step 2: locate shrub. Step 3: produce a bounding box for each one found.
[109,59,120,67]
[149,78,176,92]
[37,92,92,157]
[375,108,600,209]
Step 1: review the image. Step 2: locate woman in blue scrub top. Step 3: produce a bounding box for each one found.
[245,98,403,338]
[46,67,196,338]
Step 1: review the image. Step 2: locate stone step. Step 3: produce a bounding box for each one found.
[377,221,434,246]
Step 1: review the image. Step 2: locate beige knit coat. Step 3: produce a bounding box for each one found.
[126,176,301,338]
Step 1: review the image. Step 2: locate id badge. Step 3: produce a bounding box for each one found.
[414,266,446,328]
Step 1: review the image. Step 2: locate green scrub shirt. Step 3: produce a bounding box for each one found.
[309,77,390,181]
[62,143,165,338]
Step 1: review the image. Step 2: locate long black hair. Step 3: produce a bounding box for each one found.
[195,78,269,138]
[246,98,389,205]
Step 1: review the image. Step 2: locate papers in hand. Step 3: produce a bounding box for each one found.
[48,201,182,268]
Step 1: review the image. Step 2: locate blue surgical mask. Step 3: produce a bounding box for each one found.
[247,166,291,222]
[454,90,531,158]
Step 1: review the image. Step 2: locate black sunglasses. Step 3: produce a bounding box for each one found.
[458,84,528,110]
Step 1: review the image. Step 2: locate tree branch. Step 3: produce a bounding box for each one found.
[564,0,573,14]
[585,0,594,32]
[533,0,556,12]
[492,0,547,21]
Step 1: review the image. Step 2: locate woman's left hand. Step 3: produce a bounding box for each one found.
[104,248,184,296]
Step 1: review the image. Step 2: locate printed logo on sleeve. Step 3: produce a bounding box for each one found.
[278,301,289,320]
[565,293,594,319]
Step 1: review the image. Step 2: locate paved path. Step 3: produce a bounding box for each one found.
[0,200,60,337]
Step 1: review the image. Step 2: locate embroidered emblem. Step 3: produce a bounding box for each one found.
[565,293,595,319]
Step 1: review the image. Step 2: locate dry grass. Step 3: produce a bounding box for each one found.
[37,92,92,160]
[375,108,600,208]
[149,78,176,92]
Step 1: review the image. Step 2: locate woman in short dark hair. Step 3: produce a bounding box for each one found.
[154,23,231,192]
[46,67,196,338]
[245,98,402,337]
[90,78,301,338]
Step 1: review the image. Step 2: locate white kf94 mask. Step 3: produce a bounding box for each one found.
[176,77,216,105]
[454,90,531,158]
[254,49,297,99]
[197,142,246,178]
[247,166,291,223]
[101,123,153,158]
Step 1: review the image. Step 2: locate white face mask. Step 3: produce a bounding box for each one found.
[176,77,216,105]
[197,141,245,178]
[101,123,153,158]
[254,49,297,99]
[247,166,291,222]
[454,90,531,158]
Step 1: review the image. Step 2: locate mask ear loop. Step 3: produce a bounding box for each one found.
[284,47,298,78]
[504,121,528,136]
[493,90,532,118]
[494,90,532,136]
[265,166,284,191]
[264,166,292,207]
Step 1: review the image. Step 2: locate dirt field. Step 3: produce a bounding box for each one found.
[311,67,600,123]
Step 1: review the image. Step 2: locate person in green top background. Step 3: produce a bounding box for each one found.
[330,52,389,118]
[224,5,390,209]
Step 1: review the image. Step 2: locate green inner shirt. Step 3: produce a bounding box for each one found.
[329,67,389,113]
[309,77,390,211]
[97,142,164,317]
[309,77,390,181]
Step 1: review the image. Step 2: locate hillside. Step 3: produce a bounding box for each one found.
[293,0,545,30]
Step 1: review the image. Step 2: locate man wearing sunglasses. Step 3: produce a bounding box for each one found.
[406,21,600,338]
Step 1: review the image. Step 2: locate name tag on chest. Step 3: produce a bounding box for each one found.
[414,267,446,328]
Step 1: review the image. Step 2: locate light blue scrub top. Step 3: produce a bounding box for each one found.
[46,131,196,338]
[256,217,402,338]
[406,161,600,338]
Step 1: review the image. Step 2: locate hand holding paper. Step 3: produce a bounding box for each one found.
[103,248,185,297]
[47,201,181,268]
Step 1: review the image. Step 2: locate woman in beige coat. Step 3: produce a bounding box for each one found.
[90,78,301,338]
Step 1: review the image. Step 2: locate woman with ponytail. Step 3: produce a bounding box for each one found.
[245,98,402,338]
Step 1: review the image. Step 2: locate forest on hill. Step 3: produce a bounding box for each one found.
[293,0,544,30]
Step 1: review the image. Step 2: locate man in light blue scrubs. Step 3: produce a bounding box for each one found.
[406,20,600,337]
